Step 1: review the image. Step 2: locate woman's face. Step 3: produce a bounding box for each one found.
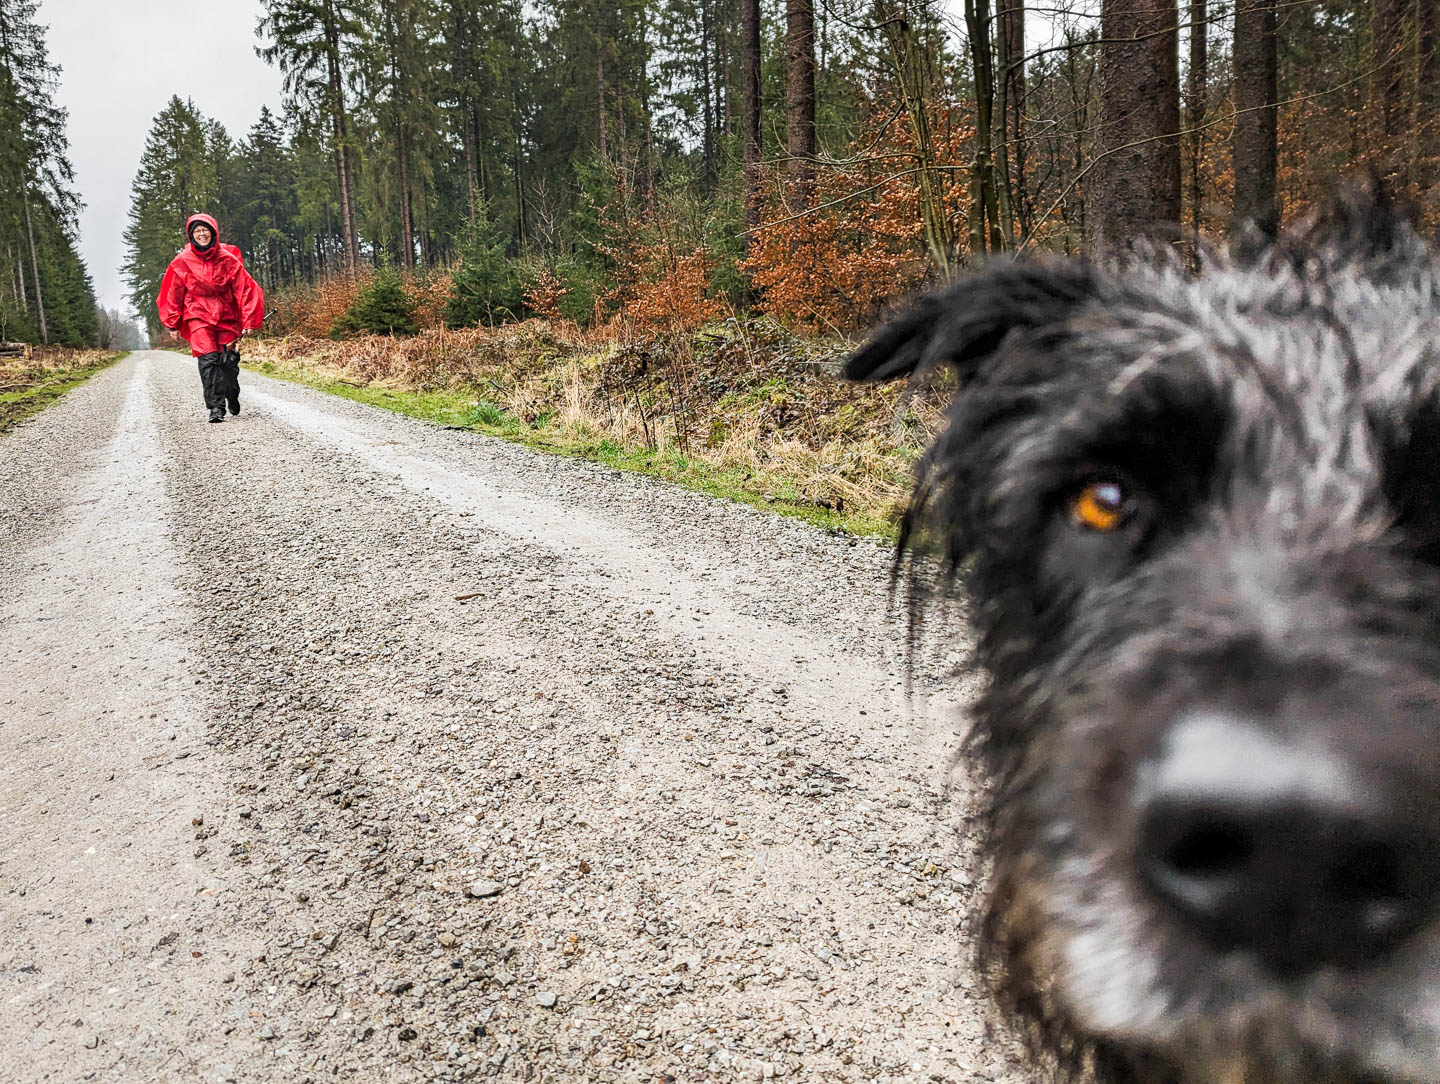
[192,224,213,246]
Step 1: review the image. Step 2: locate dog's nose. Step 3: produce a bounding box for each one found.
[1135,713,1439,974]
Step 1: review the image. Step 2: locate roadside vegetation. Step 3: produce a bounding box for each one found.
[248,313,944,539]
[0,348,125,432]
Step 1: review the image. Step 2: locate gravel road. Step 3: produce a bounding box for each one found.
[0,351,1021,1083]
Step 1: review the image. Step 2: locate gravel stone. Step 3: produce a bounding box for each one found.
[0,353,1024,1083]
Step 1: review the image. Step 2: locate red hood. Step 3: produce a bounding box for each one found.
[187,213,220,258]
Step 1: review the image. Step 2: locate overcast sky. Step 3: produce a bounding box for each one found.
[42,0,285,317]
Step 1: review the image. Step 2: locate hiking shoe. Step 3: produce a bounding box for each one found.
[228,396,240,416]
[208,409,225,423]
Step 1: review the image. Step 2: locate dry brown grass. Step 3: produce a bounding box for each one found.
[0,346,120,388]
[0,347,125,431]
[248,317,942,533]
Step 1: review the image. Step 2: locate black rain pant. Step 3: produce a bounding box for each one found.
[197,347,241,414]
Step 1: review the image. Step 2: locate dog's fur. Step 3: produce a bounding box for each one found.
[846,189,1440,1083]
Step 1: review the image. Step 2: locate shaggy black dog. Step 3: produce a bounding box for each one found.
[846,190,1440,1083]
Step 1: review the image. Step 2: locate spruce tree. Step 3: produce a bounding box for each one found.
[122,97,220,339]
[0,0,94,346]
[331,268,419,336]
[445,206,526,326]
[257,0,367,275]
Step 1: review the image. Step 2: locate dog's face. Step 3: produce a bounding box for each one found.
[848,195,1440,1083]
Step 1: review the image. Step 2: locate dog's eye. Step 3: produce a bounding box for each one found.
[1071,479,1134,532]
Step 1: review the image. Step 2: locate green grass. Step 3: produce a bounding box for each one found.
[249,357,899,539]
[0,352,127,432]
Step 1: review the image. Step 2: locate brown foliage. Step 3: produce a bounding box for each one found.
[406,271,453,332]
[253,321,586,390]
[271,274,368,338]
[265,269,453,338]
[525,267,570,323]
[743,105,971,331]
[613,245,726,336]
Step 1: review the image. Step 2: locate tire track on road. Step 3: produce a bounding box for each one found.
[0,354,265,1083]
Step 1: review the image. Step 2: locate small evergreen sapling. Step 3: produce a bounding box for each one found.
[330,268,419,337]
[445,208,527,327]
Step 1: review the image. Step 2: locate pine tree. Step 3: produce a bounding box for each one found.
[0,0,95,346]
[445,206,527,326]
[258,0,367,275]
[358,0,443,267]
[122,97,220,339]
[232,107,301,286]
[331,267,419,336]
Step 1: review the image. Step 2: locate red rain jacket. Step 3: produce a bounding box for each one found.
[156,214,265,356]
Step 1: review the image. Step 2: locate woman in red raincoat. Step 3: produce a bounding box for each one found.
[156,213,265,422]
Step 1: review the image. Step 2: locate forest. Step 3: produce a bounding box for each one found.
[115,0,1438,344]
[5,0,1438,350]
[0,1,106,348]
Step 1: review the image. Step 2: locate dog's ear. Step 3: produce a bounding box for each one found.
[843,258,1100,384]
[1273,177,1426,282]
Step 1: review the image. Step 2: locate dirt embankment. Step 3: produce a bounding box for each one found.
[246,318,949,539]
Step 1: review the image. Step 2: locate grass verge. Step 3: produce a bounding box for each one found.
[247,349,916,540]
[0,349,127,433]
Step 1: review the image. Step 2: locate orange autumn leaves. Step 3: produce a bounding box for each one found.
[746,105,972,332]
[610,104,973,336]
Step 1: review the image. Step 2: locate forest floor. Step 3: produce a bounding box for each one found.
[0,348,124,432]
[0,352,1025,1083]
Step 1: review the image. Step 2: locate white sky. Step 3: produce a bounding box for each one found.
[41,0,285,316]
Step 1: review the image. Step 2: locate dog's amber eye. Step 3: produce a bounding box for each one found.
[1071,479,1132,532]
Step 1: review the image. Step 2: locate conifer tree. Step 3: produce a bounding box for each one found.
[122,97,220,339]
[258,0,366,275]
[0,0,96,346]
[445,206,527,326]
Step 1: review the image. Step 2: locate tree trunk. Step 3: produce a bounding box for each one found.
[398,133,415,268]
[641,45,657,200]
[512,91,527,246]
[702,1,716,192]
[597,48,608,160]
[785,0,816,195]
[325,21,360,275]
[880,4,959,274]
[1416,0,1438,190]
[742,0,762,235]
[1065,35,1091,247]
[1187,0,1207,240]
[964,0,1005,259]
[475,109,489,204]
[1091,0,1181,248]
[715,2,730,136]
[463,103,478,220]
[1232,0,1278,241]
[1373,0,1407,144]
[999,0,1027,238]
[23,192,46,345]
[388,10,416,270]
